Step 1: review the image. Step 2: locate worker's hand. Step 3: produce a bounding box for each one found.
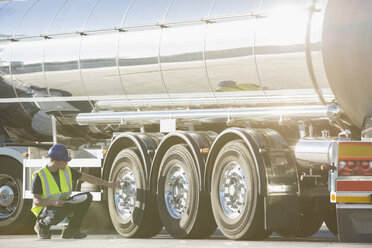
[53,199,64,207]
[107,181,121,189]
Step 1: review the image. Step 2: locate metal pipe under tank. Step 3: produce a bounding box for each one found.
[76,104,341,126]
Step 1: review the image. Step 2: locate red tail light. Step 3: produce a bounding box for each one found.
[338,159,372,176]
[346,161,355,169]
[339,160,353,176]
[361,161,369,169]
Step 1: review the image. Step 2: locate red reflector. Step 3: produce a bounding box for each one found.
[362,161,372,176]
[361,161,369,169]
[339,161,346,168]
[346,161,355,169]
[339,159,372,176]
[337,180,372,191]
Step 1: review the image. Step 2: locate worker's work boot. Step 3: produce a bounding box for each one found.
[61,226,87,239]
[34,222,51,239]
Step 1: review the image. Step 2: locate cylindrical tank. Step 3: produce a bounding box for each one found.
[0,0,371,140]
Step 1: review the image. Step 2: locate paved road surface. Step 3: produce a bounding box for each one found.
[1,225,371,248]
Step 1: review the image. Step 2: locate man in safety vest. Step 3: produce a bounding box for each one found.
[31,144,119,239]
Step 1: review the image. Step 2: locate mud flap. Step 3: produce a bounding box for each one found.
[265,195,299,232]
[337,206,372,242]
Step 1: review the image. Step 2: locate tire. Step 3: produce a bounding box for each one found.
[0,157,35,234]
[108,148,162,238]
[211,140,271,240]
[323,201,338,236]
[276,197,323,238]
[157,144,216,239]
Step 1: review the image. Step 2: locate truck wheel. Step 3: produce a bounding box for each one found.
[211,140,270,240]
[157,144,215,238]
[108,148,162,237]
[276,197,323,238]
[0,157,34,234]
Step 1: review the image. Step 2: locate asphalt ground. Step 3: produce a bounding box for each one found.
[1,225,371,248]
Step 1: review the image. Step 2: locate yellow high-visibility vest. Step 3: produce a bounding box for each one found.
[31,165,72,217]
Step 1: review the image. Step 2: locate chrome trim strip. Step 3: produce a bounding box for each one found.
[203,0,219,106]
[335,192,372,197]
[157,0,176,107]
[12,0,40,37]
[77,0,100,110]
[337,204,372,209]
[115,0,136,111]
[0,90,335,104]
[253,0,268,104]
[305,3,326,105]
[1,8,310,42]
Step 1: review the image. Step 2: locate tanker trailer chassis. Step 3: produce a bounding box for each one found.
[0,0,371,243]
[2,105,372,242]
[75,104,342,239]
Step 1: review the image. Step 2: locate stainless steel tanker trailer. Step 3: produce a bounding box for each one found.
[0,0,371,242]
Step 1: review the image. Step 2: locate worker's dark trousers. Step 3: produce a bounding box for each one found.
[37,192,92,230]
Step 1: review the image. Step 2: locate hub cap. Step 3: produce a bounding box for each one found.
[164,165,189,219]
[219,162,248,219]
[0,174,19,219]
[114,168,136,219]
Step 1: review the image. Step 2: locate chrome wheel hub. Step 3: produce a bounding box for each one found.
[114,168,136,219]
[0,174,19,219]
[164,165,189,219]
[219,162,248,219]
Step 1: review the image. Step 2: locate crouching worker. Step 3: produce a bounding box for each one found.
[31,144,119,239]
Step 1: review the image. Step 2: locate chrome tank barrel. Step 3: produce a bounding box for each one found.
[0,0,371,136]
[323,0,372,128]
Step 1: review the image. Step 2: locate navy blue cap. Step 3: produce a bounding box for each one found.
[47,144,71,162]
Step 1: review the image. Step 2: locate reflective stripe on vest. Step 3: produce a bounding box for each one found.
[31,165,72,217]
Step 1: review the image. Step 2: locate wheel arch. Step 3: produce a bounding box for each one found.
[206,127,301,233]
[102,133,163,198]
[205,128,268,195]
[0,147,27,165]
